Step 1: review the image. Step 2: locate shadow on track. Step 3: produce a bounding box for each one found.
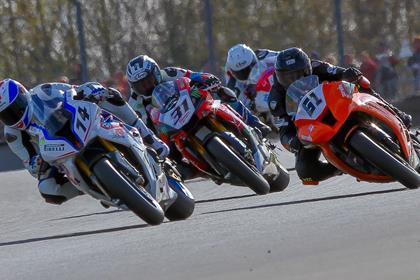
[0,222,154,247]
[196,194,257,204]
[201,188,407,215]
[49,209,124,221]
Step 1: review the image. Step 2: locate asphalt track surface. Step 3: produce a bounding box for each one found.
[1,143,420,280]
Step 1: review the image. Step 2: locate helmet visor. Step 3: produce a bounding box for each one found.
[231,60,256,81]
[0,89,28,126]
[275,69,307,89]
[131,73,158,96]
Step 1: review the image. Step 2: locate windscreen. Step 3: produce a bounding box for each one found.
[285,75,319,116]
[32,94,72,137]
[151,81,180,112]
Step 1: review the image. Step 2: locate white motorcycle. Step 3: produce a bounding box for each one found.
[28,89,194,225]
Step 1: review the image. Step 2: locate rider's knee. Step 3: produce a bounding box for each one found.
[40,193,67,205]
[38,177,81,204]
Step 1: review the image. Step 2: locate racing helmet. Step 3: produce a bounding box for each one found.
[226,44,257,81]
[126,55,162,96]
[0,79,33,130]
[275,47,312,89]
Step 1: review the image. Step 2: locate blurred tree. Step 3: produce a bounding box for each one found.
[0,0,418,86]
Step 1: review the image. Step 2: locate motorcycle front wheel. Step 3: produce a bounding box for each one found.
[349,130,420,189]
[93,158,165,225]
[206,136,270,195]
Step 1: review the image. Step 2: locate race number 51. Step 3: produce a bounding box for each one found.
[302,92,322,116]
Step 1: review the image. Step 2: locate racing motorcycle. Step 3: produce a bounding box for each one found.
[286,75,420,189]
[28,88,194,225]
[149,78,290,194]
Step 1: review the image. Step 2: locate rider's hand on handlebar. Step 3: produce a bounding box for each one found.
[244,84,257,100]
[28,155,49,178]
[284,136,302,154]
[190,74,221,92]
[342,67,363,83]
[76,82,111,103]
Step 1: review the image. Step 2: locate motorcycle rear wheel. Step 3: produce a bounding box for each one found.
[206,136,270,195]
[349,130,420,189]
[93,158,165,225]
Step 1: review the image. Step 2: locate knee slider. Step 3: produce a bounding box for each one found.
[41,193,67,205]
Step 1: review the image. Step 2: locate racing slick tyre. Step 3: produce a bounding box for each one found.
[349,130,420,189]
[206,136,270,195]
[165,178,195,221]
[93,158,165,225]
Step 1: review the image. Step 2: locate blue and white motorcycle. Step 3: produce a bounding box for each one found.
[28,88,194,225]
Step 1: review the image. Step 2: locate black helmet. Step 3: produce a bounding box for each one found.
[275,47,312,89]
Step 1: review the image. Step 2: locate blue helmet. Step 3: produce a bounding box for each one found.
[0,79,32,129]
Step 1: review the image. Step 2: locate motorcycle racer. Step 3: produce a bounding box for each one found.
[225,43,278,107]
[268,47,413,185]
[126,55,271,136]
[0,79,169,205]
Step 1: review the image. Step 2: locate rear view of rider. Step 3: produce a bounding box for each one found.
[225,43,278,106]
[126,55,270,136]
[0,80,169,205]
[268,47,413,184]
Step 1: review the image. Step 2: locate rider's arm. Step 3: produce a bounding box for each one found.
[162,67,220,86]
[4,127,39,177]
[312,60,363,84]
[85,87,169,158]
[268,79,300,152]
[312,60,346,81]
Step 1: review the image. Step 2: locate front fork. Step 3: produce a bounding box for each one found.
[207,116,268,172]
[76,138,176,209]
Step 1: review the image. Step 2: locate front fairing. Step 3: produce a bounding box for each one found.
[156,89,196,130]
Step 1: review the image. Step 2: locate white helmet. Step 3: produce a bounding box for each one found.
[126,55,162,96]
[226,44,257,81]
[0,79,33,130]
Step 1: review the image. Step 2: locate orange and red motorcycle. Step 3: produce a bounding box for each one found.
[286,75,420,189]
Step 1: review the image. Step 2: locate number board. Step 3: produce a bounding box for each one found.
[295,87,326,120]
[160,90,195,129]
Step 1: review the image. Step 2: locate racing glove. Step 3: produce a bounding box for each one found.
[283,135,302,154]
[244,84,257,100]
[152,140,170,160]
[342,67,362,83]
[190,74,221,91]
[28,155,49,178]
[76,82,110,103]
[202,74,221,89]
[133,118,170,160]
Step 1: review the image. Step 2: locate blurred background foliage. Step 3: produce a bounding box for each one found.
[0,0,418,86]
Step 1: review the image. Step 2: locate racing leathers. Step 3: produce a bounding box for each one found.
[5,82,169,204]
[128,66,270,136]
[269,60,412,184]
[225,49,279,107]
